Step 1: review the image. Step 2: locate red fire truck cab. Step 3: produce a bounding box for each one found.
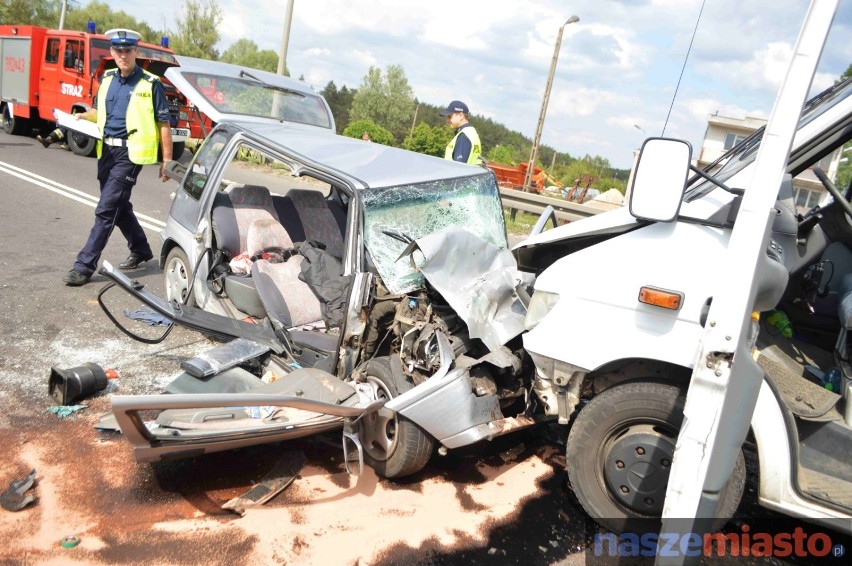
[0,25,197,159]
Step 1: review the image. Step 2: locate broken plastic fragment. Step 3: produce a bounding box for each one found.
[47,405,87,418]
[222,451,306,516]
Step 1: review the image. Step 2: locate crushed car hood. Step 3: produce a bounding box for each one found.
[410,227,533,351]
[512,206,640,250]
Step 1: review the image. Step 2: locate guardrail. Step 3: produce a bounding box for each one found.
[499,187,609,223]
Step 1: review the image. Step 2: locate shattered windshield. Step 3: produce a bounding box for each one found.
[362,173,507,294]
[179,72,331,129]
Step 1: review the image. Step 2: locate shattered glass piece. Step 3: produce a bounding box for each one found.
[47,405,88,418]
[362,173,507,294]
[412,227,535,350]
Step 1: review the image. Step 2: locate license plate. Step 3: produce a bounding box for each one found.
[171,128,190,137]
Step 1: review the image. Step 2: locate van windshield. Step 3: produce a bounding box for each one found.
[685,77,852,202]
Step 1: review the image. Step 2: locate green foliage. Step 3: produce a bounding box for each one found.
[221,39,281,73]
[486,144,517,165]
[63,1,158,40]
[1,0,61,26]
[169,0,222,60]
[350,64,415,142]
[320,81,356,134]
[402,122,452,157]
[342,119,394,146]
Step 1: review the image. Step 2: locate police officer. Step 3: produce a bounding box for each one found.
[63,29,173,286]
[439,100,482,165]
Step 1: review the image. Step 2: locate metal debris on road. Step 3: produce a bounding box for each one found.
[0,469,36,512]
[222,451,306,516]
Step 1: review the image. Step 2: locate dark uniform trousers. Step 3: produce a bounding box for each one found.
[73,144,152,276]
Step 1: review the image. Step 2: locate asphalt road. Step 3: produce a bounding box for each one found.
[0,131,849,565]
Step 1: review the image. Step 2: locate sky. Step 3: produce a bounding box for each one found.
[107,0,851,169]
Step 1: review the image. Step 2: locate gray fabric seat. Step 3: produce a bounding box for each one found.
[249,219,323,328]
[288,189,346,259]
[210,185,279,318]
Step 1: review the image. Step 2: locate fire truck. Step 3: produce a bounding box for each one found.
[0,24,202,160]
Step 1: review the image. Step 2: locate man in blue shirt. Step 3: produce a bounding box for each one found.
[439,100,482,165]
[63,29,173,286]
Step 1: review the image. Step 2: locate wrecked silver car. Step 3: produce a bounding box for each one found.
[99,120,545,477]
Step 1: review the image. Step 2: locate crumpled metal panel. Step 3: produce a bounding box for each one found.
[413,227,534,351]
[361,175,507,295]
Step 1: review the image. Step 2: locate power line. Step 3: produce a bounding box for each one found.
[662,0,706,136]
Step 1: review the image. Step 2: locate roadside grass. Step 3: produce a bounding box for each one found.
[504,209,539,236]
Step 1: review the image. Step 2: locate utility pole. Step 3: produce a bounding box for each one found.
[277,0,295,76]
[59,0,68,30]
[523,15,579,192]
[272,0,295,117]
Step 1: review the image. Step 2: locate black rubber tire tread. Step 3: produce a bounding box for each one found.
[361,357,434,478]
[566,381,746,534]
[164,246,197,307]
[172,141,185,161]
[67,130,97,157]
[2,106,28,135]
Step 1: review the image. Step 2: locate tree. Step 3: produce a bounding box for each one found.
[350,64,415,143]
[342,119,394,146]
[170,0,222,60]
[64,1,158,42]
[403,122,451,157]
[486,144,517,165]
[320,81,356,134]
[221,39,280,73]
[1,0,61,27]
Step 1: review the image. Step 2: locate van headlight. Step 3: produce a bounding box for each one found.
[525,290,560,330]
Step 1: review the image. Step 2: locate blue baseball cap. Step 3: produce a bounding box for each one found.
[105,28,141,48]
[439,100,470,116]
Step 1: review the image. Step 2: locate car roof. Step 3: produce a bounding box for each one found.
[225,120,488,190]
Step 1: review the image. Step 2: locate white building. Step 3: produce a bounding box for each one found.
[698,113,844,214]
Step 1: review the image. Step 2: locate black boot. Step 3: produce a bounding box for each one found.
[37,134,55,148]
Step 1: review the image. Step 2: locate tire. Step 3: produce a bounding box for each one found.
[67,130,97,157]
[2,106,28,135]
[359,357,434,478]
[172,141,185,161]
[164,247,196,307]
[566,381,746,534]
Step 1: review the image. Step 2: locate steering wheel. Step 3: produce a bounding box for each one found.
[812,166,852,218]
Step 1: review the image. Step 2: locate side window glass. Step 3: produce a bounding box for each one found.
[183,131,230,200]
[64,40,84,72]
[45,38,60,64]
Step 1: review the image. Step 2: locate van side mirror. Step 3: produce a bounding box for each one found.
[629,138,692,222]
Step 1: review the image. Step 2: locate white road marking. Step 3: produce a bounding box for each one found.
[0,159,166,232]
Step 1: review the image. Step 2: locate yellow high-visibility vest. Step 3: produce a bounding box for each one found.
[445,125,483,165]
[96,69,160,165]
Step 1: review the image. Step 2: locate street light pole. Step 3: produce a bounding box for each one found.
[523,15,579,192]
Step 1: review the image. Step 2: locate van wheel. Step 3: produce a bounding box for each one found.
[359,357,434,478]
[164,247,196,307]
[566,381,746,534]
[2,106,28,135]
[68,131,97,157]
[172,142,185,161]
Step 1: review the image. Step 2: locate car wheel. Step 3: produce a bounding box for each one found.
[359,357,434,478]
[164,247,196,307]
[566,381,746,534]
[67,130,97,157]
[2,106,28,135]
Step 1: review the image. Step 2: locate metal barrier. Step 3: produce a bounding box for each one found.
[499,187,609,223]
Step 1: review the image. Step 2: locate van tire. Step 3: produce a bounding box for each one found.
[359,357,434,478]
[68,131,97,157]
[566,381,746,534]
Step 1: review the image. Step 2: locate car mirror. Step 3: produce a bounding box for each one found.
[629,138,692,222]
